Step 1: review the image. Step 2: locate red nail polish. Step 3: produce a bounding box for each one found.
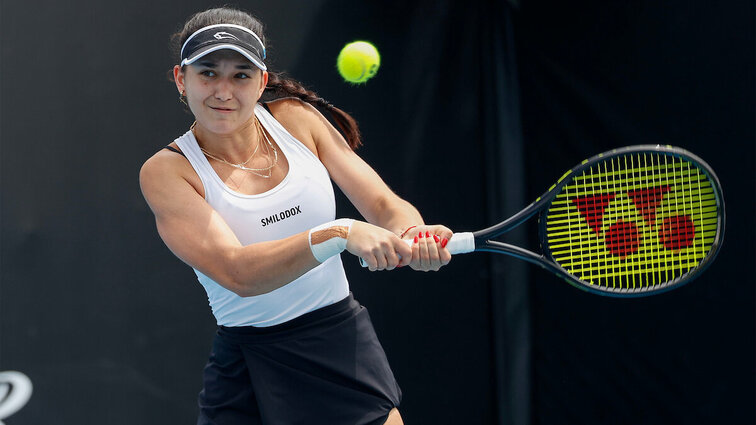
[425,231,430,238]
[414,236,419,243]
[433,235,440,243]
[418,231,423,238]
[441,238,448,248]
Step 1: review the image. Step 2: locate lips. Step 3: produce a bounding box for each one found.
[210,106,235,112]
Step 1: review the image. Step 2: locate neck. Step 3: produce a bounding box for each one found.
[192,116,260,162]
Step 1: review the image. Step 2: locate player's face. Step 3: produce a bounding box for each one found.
[176,50,267,134]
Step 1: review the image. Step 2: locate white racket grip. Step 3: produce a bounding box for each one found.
[445,232,475,254]
[359,232,475,268]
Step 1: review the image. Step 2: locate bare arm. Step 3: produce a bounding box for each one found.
[139,151,321,297]
[319,129,453,271]
[268,99,453,271]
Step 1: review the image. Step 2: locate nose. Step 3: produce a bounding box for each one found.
[213,78,233,101]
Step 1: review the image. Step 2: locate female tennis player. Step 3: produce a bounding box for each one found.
[139,7,452,425]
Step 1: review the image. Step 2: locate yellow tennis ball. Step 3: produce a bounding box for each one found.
[337,41,381,84]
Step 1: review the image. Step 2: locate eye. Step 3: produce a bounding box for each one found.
[200,70,216,77]
[235,72,251,79]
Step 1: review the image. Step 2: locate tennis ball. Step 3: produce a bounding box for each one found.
[336,41,380,84]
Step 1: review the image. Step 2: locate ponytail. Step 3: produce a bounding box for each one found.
[264,72,362,150]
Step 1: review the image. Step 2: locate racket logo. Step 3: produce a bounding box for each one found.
[572,184,695,258]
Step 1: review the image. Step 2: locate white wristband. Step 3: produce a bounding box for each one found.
[308,219,355,263]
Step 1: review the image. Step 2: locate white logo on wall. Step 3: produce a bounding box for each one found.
[0,371,32,424]
[214,32,240,41]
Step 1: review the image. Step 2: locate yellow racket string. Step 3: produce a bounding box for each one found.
[545,152,718,291]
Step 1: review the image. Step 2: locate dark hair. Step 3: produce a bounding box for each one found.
[171,7,362,149]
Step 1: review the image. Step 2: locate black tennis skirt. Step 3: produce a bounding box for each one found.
[197,293,402,425]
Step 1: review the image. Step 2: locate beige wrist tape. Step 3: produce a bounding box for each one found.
[308,219,355,263]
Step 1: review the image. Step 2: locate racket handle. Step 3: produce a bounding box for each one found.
[358,232,474,268]
[445,232,475,254]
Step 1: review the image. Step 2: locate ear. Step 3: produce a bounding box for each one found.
[173,65,185,94]
[258,70,269,97]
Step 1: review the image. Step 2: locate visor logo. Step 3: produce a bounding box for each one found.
[0,370,33,422]
[214,31,240,41]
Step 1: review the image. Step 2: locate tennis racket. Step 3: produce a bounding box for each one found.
[361,145,725,297]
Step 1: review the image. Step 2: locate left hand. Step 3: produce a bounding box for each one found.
[400,225,453,271]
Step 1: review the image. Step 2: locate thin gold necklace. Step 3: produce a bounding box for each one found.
[193,118,279,178]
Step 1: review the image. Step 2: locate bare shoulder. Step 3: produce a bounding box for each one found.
[140,146,184,184]
[139,145,204,205]
[264,98,328,154]
[266,97,321,121]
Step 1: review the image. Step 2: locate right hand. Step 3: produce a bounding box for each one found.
[403,225,453,272]
[345,221,413,271]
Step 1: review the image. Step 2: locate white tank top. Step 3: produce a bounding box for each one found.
[174,104,349,327]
